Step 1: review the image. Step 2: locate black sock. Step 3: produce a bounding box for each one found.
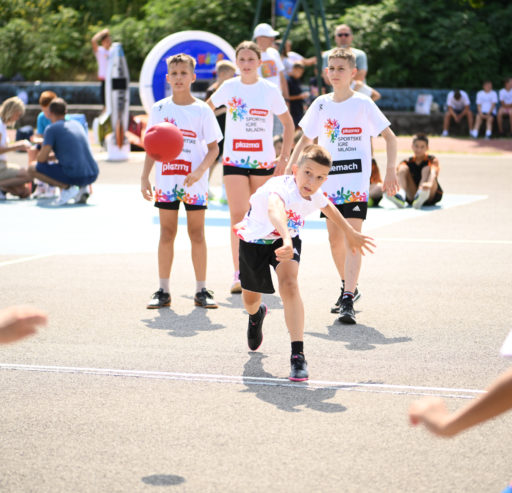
[291,341,304,355]
[249,306,262,323]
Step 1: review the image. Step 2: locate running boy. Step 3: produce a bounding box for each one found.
[141,54,223,310]
[287,48,398,325]
[234,145,375,381]
[386,133,443,210]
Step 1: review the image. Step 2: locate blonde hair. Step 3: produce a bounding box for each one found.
[39,90,57,108]
[166,53,196,72]
[216,59,236,75]
[0,96,25,123]
[235,41,261,60]
[298,144,332,169]
[327,48,356,69]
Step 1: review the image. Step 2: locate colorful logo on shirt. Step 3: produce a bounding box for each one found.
[261,60,278,78]
[327,187,368,205]
[228,97,248,121]
[162,160,192,176]
[342,127,362,135]
[324,118,340,143]
[164,116,178,126]
[233,139,263,152]
[286,209,304,232]
[155,185,207,206]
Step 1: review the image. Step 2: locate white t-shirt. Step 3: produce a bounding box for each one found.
[96,46,110,80]
[0,119,8,163]
[283,51,304,74]
[476,89,498,114]
[299,92,390,204]
[210,77,287,170]
[259,47,285,89]
[234,174,328,243]
[350,81,373,98]
[499,88,512,106]
[446,90,470,111]
[148,97,222,206]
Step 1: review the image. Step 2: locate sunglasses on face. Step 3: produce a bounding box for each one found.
[336,33,351,37]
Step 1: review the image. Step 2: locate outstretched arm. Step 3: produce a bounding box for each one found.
[409,367,512,437]
[0,306,47,344]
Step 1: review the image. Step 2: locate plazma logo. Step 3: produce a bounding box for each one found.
[324,118,340,143]
[228,97,248,121]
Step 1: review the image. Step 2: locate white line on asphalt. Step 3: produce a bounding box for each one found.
[0,363,485,399]
[376,238,512,245]
[0,253,55,267]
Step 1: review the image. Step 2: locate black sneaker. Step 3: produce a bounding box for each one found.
[331,287,361,313]
[146,288,171,309]
[338,297,356,324]
[247,304,266,351]
[194,288,218,309]
[289,353,309,381]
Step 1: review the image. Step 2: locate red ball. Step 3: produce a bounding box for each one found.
[144,122,184,162]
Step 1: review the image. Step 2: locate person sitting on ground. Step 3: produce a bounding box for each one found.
[0,96,32,200]
[441,89,473,137]
[497,77,512,136]
[368,158,383,207]
[471,80,498,139]
[28,98,99,206]
[386,133,443,209]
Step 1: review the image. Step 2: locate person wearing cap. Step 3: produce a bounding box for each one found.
[253,23,290,102]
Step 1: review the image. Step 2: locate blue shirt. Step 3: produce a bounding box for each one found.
[37,111,69,135]
[43,119,99,179]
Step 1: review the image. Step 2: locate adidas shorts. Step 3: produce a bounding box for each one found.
[239,236,302,294]
[321,201,368,220]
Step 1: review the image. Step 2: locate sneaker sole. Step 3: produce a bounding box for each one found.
[76,192,90,205]
[194,301,218,309]
[230,284,242,294]
[339,313,356,324]
[331,290,362,313]
[146,302,171,309]
[289,376,309,382]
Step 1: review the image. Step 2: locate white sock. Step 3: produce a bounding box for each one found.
[196,281,206,292]
[159,278,170,293]
[485,130,492,136]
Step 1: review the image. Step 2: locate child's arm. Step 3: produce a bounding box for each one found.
[320,201,376,255]
[380,127,399,196]
[267,193,294,262]
[91,28,109,53]
[140,154,155,201]
[274,112,295,176]
[0,306,47,344]
[409,367,512,437]
[285,133,313,174]
[419,157,439,190]
[0,137,31,155]
[183,141,219,187]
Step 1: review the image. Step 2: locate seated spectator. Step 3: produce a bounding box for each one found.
[351,80,381,102]
[386,133,443,209]
[497,77,512,136]
[0,96,32,200]
[442,89,473,137]
[28,98,99,206]
[471,80,498,139]
[286,61,309,128]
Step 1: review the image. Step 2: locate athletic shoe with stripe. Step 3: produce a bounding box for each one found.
[385,192,407,208]
[412,188,430,209]
[194,288,218,309]
[247,304,266,351]
[338,297,356,324]
[289,353,309,381]
[331,287,361,313]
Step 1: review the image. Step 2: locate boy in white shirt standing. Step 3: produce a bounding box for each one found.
[235,145,375,381]
[288,48,398,325]
[141,54,223,310]
[471,80,498,139]
[497,77,512,136]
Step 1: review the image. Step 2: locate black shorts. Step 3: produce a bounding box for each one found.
[155,200,206,211]
[239,236,302,294]
[99,79,105,105]
[321,201,368,220]
[223,165,274,177]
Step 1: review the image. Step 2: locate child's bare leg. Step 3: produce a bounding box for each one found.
[465,109,474,129]
[326,217,345,280]
[242,289,262,315]
[224,175,251,271]
[419,166,439,202]
[397,163,417,202]
[276,260,303,342]
[473,114,482,134]
[442,112,452,133]
[485,114,494,133]
[186,209,207,282]
[157,209,179,280]
[343,218,363,294]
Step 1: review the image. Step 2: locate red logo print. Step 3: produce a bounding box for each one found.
[341,127,362,135]
[162,160,191,176]
[249,109,268,117]
[233,139,263,152]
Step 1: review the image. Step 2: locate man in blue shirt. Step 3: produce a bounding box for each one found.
[28,98,99,205]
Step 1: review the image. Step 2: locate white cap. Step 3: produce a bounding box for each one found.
[253,23,279,39]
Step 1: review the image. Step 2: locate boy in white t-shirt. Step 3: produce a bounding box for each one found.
[141,54,223,310]
[498,77,512,136]
[234,145,375,381]
[441,89,473,137]
[287,48,398,325]
[91,28,112,108]
[471,80,498,139]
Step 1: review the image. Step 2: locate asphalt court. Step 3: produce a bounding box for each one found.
[1,149,512,492]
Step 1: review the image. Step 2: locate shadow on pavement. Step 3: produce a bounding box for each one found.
[141,474,185,486]
[242,352,347,414]
[307,323,412,351]
[141,308,224,338]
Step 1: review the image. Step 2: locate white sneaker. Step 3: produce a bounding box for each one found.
[75,186,90,204]
[32,184,46,199]
[412,188,430,209]
[441,130,449,137]
[41,185,58,198]
[485,131,492,140]
[470,129,478,138]
[385,192,407,209]
[55,186,80,206]
[230,271,242,294]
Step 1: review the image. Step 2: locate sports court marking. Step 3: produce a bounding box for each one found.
[0,253,55,267]
[0,363,484,400]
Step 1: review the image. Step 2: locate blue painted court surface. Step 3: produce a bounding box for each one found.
[0,185,486,256]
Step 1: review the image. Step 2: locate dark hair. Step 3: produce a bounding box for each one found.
[298,144,332,168]
[412,133,429,146]
[235,41,261,60]
[49,97,67,116]
[454,90,461,100]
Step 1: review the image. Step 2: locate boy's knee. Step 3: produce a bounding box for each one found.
[278,275,299,295]
[397,163,409,176]
[188,227,205,244]
[160,225,178,241]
